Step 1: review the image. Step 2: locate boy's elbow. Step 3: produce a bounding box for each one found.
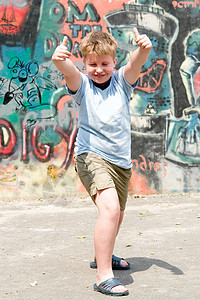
[52,57,55,65]
[51,55,58,65]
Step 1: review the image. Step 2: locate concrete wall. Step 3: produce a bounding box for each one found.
[0,0,200,200]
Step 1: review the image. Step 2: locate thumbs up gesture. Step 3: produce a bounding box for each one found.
[133,27,152,51]
[62,36,68,47]
[52,36,72,61]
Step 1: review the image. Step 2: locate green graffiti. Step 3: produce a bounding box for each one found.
[49,2,66,24]
[38,1,66,60]
[186,30,200,60]
[66,0,100,23]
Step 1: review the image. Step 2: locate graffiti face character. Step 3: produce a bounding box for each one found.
[0,0,31,35]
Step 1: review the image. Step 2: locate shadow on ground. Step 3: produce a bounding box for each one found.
[114,257,184,285]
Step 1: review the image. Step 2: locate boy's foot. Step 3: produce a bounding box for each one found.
[112,255,131,270]
[94,277,129,296]
[90,254,131,270]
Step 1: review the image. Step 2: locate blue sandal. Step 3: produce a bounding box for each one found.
[94,277,129,296]
[90,255,131,270]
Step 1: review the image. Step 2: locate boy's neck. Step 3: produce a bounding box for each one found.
[92,78,111,90]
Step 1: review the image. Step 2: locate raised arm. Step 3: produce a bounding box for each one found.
[52,36,81,93]
[124,28,152,85]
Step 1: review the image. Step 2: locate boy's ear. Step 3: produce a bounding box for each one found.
[114,57,117,66]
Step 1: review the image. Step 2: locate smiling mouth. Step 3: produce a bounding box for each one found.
[136,59,167,93]
[0,24,18,33]
[94,74,105,78]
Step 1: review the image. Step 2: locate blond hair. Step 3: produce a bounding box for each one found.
[80,31,117,60]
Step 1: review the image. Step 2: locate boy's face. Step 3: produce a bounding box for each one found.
[84,53,117,85]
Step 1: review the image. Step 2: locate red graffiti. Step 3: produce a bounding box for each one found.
[32,126,53,162]
[0,119,17,157]
[129,169,157,195]
[0,119,76,177]
[21,121,77,169]
[194,69,200,96]
[136,60,167,93]
[132,154,168,178]
[55,125,77,171]
[172,0,200,9]
[21,120,28,162]
[0,1,31,35]
[21,121,54,163]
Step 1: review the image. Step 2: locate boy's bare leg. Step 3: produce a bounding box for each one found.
[115,210,130,267]
[93,201,129,268]
[94,187,128,293]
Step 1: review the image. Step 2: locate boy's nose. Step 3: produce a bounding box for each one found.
[95,66,103,73]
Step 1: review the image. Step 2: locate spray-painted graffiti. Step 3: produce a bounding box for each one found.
[0,0,43,60]
[172,0,200,9]
[136,60,167,94]
[3,57,57,125]
[0,169,18,187]
[0,0,199,199]
[104,2,179,115]
[166,28,200,165]
[0,119,17,157]
[132,155,168,178]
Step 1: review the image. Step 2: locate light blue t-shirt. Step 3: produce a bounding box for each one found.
[69,66,137,169]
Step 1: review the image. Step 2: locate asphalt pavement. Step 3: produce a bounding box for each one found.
[0,192,200,299]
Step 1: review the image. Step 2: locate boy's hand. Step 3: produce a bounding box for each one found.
[124,27,152,84]
[52,36,72,61]
[133,27,152,50]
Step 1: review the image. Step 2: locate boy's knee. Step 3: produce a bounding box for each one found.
[106,203,120,221]
[96,188,120,220]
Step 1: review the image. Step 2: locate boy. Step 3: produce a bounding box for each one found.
[52,29,152,296]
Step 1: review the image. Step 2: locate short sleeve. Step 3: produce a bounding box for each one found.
[67,72,87,106]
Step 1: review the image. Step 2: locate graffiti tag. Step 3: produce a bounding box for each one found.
[0,119,77,175]
[132,155,168,178]
[172,0,200,8]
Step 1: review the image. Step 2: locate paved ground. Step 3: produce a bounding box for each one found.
[0,193,200,300]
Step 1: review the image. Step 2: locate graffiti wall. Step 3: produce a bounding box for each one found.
[0,0,200,200]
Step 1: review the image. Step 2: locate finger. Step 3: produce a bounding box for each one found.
[135,34,151,47]
[143,42,152,49]
[54,57,66,61]
[133,27,140,41]
[140,43,151,49]
[62,36,68,47]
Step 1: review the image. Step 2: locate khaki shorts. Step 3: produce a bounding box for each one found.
[74,152,132,211]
